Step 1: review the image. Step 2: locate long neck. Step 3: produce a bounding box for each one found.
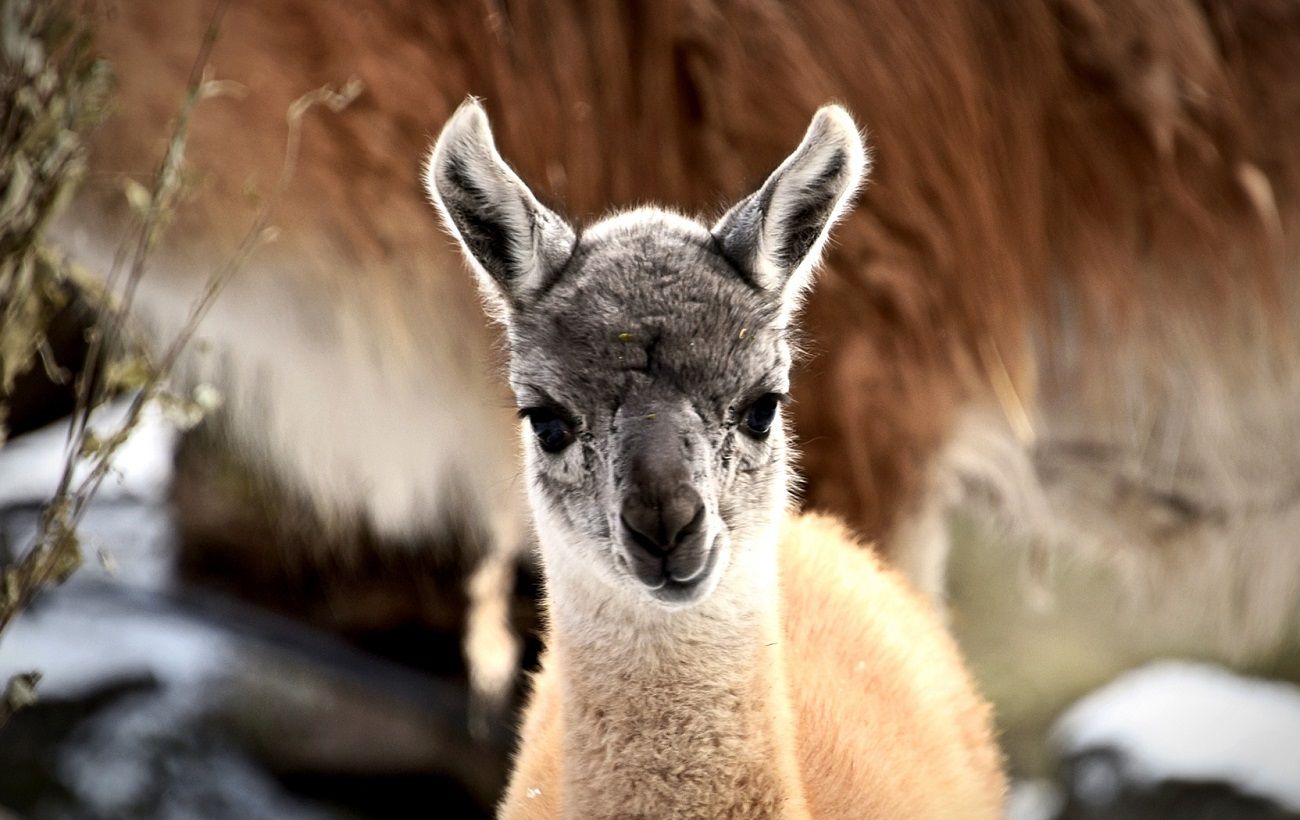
[542,529,809,819]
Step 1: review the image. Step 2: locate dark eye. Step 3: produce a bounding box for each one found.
[741,394,781,438]
[523,408,576,453]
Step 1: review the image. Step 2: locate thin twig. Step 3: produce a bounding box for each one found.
[66,76,363,534]
[0,4,363,635]
[63,0,230,499]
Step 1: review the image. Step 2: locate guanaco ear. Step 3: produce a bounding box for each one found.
[425,99,576,318]
[712,105,868,320]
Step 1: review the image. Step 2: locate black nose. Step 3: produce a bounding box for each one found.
[620,486,705,559]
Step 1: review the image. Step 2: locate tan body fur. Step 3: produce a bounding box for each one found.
[502,514,1005,819]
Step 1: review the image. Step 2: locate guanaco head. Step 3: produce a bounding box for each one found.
[425,100,867,609]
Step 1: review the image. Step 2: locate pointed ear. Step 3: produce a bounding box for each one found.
[424,99,576,317]
[712,105,869,319]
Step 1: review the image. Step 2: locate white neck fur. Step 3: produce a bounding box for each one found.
[535,507,809,818]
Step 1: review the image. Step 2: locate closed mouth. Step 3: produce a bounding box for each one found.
[615,537,723,606]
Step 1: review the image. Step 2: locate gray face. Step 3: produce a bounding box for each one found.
[508,216,791,605]
[425,100,867,609]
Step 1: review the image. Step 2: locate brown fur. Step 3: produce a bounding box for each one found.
[501,513,1005,819]
[62,1,1300,647]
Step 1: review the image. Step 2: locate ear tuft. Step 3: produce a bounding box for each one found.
[713,104,869,318]
[424,99,575,317]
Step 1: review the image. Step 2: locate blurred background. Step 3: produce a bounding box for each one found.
[2,1,1299,817]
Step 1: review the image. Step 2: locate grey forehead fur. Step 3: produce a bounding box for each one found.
[507,211,789,420]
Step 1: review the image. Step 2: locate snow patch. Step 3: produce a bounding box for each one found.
[0,397,178,507]
[0,600,232,699]
[1007,779,1065,820]
[1053,660,1300,812]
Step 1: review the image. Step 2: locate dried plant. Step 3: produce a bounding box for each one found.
[0,0,112,432]
[0,0,361,723]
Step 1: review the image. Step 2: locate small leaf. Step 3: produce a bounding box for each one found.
[123,178,152,215]
[104,355,154,391]
[157,391,204,431]
[47,524,83,583]
[193,383,223,413]
[0,156,33,222]
[97,549,118,576]
[199,78,248,101]
[78,429,102,458]
[3,672,41,716]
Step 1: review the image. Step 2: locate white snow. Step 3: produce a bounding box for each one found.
[0,395,206,699]
[0,599,233,699]
[1053,660,1300,812]
[2,503,179,591]
[0,396,178,507]
[1006,779,1065,820]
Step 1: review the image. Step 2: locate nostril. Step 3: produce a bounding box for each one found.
[621,513,667,558]
[674,503,705,544]
[662,488,705,548]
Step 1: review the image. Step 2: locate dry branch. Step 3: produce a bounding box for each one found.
[0,0,361,722]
